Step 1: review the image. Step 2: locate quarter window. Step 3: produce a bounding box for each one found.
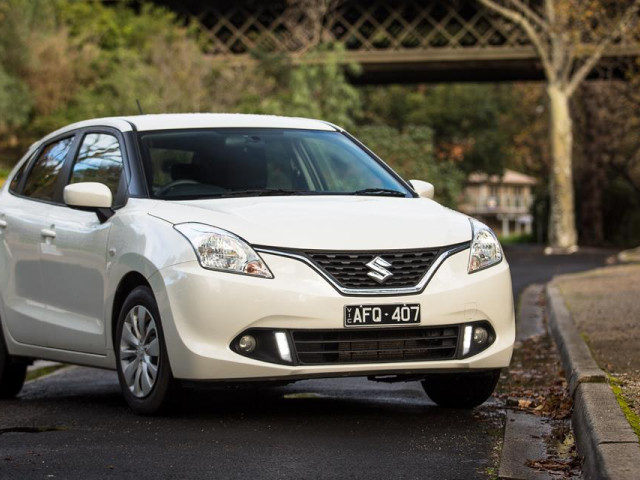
[8,152,35,193]
[71,133,123,196]
[22,137,74,202]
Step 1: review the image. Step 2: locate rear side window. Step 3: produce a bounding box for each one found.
[70,133,123,196]
[22,137,74,202]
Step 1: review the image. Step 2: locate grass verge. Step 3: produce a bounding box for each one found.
[609,375,640,442]
[498,233,534,245]
[26,364,66,381]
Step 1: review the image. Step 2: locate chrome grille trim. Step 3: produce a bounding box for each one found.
[307,250,438,288]
[254,242,470,296]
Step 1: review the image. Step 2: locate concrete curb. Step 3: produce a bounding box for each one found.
[546,284,607,396]
[546,283,640,480]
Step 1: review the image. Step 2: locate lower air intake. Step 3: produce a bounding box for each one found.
[292,326,459,365]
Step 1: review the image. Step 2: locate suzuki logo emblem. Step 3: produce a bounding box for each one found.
[366,256,393,284]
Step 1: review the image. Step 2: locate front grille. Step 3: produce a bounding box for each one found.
[292,326,459,365]
[305,249,440,289]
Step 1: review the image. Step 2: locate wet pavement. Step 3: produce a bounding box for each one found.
[0,368,503,479]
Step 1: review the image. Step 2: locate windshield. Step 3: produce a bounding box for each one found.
[138,129,412,199]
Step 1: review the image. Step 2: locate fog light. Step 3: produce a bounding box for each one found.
[274,331,292,363]
[238,335,257,353]
[462,325,473,356]
[473,327,489,345]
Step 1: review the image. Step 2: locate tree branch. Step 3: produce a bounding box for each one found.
[566,1,640,97]
[560,42,575,84]
[544,0,555,26]
[510,0,549,31]
[478,0,554,81]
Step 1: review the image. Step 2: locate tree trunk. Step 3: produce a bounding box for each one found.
[547,83,578,249]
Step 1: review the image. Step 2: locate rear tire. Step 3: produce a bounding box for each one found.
[421,370,501,409]
[115,286,174,415]
[0,325,28,399]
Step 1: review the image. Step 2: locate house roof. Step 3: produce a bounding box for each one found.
[468,169,538,186]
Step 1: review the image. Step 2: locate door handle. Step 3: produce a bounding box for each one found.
[0,219,7,228]
[41,228,56,239]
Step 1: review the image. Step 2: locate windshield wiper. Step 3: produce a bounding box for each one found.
[351,188,407,197]
[218,188,314,198]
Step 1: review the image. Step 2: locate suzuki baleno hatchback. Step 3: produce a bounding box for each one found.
[0,114,514,414]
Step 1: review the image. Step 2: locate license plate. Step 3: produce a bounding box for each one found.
[344,304,421,327]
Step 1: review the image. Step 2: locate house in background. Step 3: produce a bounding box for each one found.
[458,169,537,237]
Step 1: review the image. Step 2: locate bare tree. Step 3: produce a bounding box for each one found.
[477,0,640,250]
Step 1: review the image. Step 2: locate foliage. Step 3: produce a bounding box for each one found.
[2,0,638,248]
[0,66,31,132]
[0,1,363,146]
[498,233,535,245]
[236,44,362,130]
[409,84,517,175]
[352,125,465,207]
[361,84,518,175]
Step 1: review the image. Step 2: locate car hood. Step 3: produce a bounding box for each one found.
[148,196,471,250]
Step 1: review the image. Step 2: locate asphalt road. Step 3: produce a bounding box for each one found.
[0,246,613,480]
[504,245,612,298]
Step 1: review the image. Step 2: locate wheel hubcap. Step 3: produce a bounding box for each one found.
[119,306,160,398]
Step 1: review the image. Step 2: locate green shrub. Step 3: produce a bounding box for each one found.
[352,125,465,207]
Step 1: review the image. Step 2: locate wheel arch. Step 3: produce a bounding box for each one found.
[111,272,152,347]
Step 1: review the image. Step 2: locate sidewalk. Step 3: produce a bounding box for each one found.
[554,264,640,439]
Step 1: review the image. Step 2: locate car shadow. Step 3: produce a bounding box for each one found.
[7,367,500,426]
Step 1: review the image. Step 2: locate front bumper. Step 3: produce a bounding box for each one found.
[148,248,515,381]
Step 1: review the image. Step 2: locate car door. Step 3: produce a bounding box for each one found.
[40,131,126,354]
[0,137,76,347]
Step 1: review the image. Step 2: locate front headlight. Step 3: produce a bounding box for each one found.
[174,223,273,278]
[468,218,503,274]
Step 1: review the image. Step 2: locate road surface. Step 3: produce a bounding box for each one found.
[0,246,612,479]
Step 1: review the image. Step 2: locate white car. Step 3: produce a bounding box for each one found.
[0,114,514,414]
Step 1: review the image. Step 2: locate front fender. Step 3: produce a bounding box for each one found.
[104,200,196,352]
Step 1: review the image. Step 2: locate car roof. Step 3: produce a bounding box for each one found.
[37,114,339,146]
[125,114,339,132]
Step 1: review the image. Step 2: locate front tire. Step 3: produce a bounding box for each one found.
[115,286,174,415]
[0,325,28,399]
[421,370,501,408]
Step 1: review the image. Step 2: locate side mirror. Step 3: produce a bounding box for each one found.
[409,179,435,199]
[64,182,113,208]
[64,183,115,223]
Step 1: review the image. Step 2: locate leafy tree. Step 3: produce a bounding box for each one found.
[0,66,31,134]
[353,125,465,207]
[407,84,516,175]
[361,84,518,175]
[236,44,362,129]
